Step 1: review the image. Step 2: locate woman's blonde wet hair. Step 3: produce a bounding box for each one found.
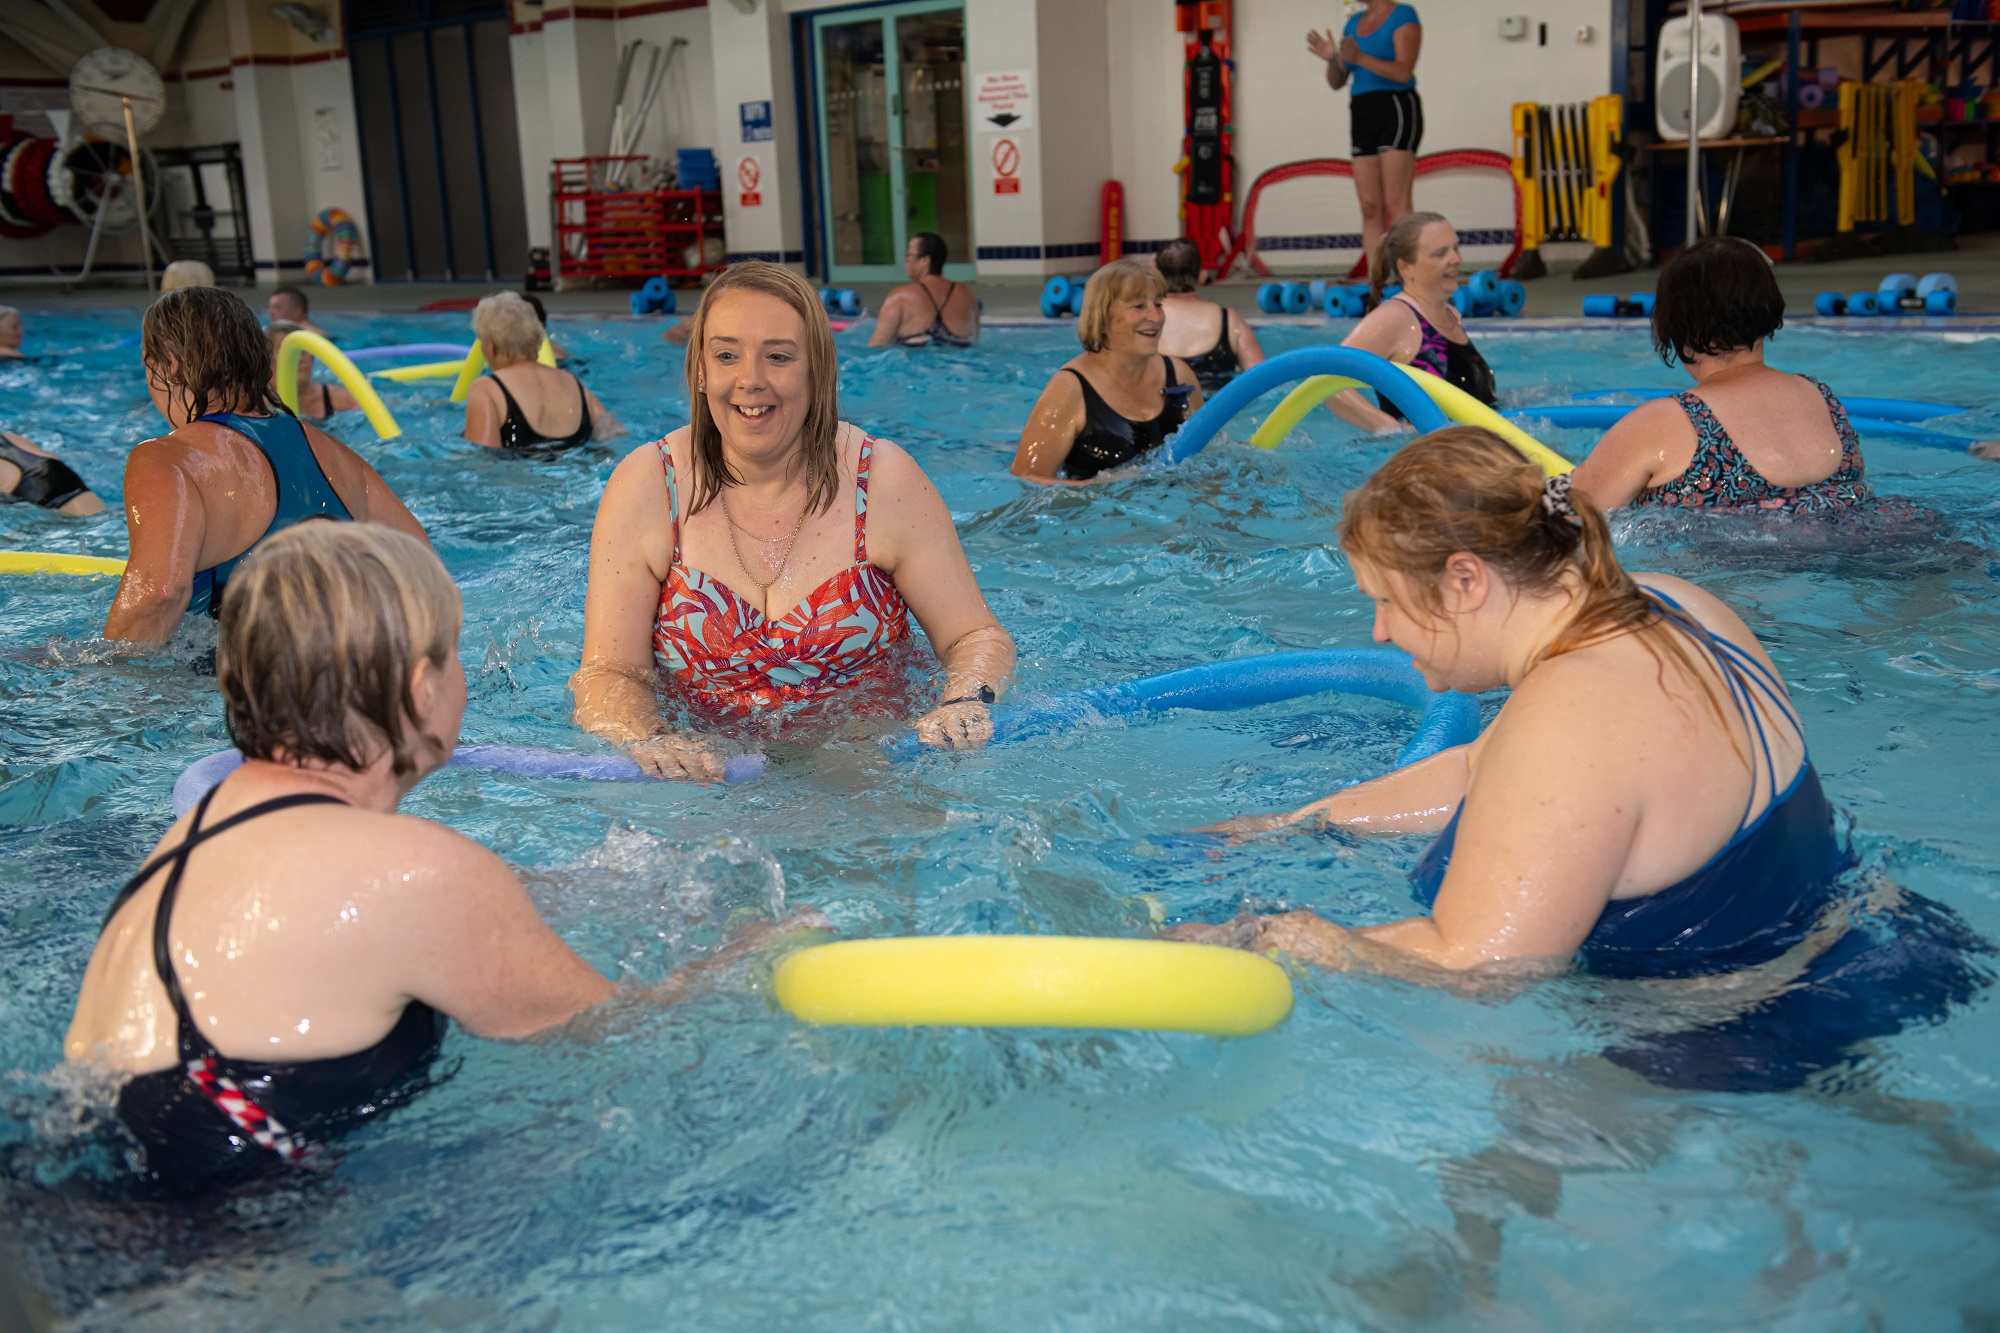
[681,260,842,516]
[1337,427,1725,725]
[1077,257,1167,352]
[472,291,545,364]
[1369,211,1450,303]
[218,523,462,777]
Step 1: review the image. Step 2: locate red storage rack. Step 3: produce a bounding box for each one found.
[551,156,725,285]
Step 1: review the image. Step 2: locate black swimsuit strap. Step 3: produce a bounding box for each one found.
[108,790,347,1058]
[491,375,530,430]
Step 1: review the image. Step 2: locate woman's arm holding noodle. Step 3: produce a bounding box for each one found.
[1328,304,1421,434]
[571,439,726,781]
[866,435,1017,748]
[1009,371,1092,484]
[1195,743,1469,838]
[103,442,203,643]
[1570,399,1679,509]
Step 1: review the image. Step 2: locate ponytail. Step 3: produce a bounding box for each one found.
[1369,211,1449,304]
[1336,427,1732,730]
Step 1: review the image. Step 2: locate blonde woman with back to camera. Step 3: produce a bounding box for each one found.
[1011,258,1205,482]
[571,261,1016,780]
[68,524,802,1194]
[462,292,621,451]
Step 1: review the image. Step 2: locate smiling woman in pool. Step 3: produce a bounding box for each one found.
[571,261,1016,781]
[1011,259,1205,482]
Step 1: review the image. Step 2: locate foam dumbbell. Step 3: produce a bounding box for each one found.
[1918,272,1957,314]
[837,288,864,316]
[1322,287,1365,319]
[1040,276,1072,319]
[1278,282,1309,314]
[1582,293,1655,317]
[1256,282,1286,314]
[1066,284,1087,317]
[1814,291,1880,316]
[1450,286,1478,316]
[1467,269,1502,311]
[1498,280,1527,316]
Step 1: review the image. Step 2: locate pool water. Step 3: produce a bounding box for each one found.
[2,313,1998,1329]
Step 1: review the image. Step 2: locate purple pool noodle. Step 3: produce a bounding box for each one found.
[173,744,764,815]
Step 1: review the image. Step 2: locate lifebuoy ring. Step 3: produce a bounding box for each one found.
[304,207,363,286]
[0,137,50,238]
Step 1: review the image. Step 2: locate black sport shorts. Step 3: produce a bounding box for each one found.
[1350,89,1423,158]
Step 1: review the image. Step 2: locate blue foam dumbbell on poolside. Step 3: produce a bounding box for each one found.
[1308,278,1330,302]
[1814,291,1843,317]
[629,291,652,315]
[1381,284,1402,300]
[1498,280,1526,316]
[1917,272,1956,300]
[1281,282,1312,314]
[1468,269,1501,306]
[1847,290,1880,316]
[1322,287,1363,318]
[1067,285,1087,316]
[1041,276,1072,319]
[1450,286,1478,316]
[1925,287,1957,314]
[1879,272,1918,302]
[1256,282,1285,314]
[837,288,864,316]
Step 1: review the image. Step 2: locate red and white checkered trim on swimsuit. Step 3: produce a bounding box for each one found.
[184,1057,308,1162]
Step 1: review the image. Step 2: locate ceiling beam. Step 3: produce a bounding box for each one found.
[0,4,96,74]
[35,0,103,47]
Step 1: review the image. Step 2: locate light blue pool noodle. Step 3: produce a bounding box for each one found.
[1508,404,1979,452]
[342,343,475,364]
[1166,347,1452,463]
[882,649,1480,769]
[1568,389,1960,421]
[172,744,766,815]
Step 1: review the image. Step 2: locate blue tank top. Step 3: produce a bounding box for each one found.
[1408,589,1846,979]
[1344,4,1419,96]
[186,412,351,617]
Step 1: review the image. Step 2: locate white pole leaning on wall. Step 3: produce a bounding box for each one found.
[1685,0,1703,246]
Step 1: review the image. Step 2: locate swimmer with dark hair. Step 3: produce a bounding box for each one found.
[868,231,979,348]
[266,286,325,336]
[0,430,104,515]
[520,292,570,360]
[1154,238,1264,393]
[1574,237,1876,511]
[265,321,358,420]
[105,287,427,643]
[67,522,813,1194]
[1012,258,1204,482]
[1179,427,1984,1092]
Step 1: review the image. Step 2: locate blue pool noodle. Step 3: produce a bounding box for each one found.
[882,649,1481,770]
[1167,346,1451,463]
[1510,399,1979,450]
[172,744,767,816]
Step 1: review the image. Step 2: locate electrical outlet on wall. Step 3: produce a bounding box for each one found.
[1576,24,1596,43]
[1497,15,1528,40]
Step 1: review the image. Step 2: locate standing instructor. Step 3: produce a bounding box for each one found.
[1309,2,1423,281]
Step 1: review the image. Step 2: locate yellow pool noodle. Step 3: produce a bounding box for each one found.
[1250,365,1576,477]
[0,551,127,576]
[449,337,558,404]
[775,936,1294,1037]
[276,330,402,441]
[369,358,471,383]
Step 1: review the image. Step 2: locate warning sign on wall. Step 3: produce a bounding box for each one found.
[991,138,1020,194]
[973,70,1034,132]
[738,156,762,207]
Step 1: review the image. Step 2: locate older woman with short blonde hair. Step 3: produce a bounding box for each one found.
[462,291,620,451]
[572,260,1016,780]
[1010,258,1204,481]
[72,523,790,1193]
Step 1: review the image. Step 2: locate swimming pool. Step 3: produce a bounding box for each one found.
[2,312,1996,1328]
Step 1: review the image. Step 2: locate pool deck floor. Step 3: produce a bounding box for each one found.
[10,231,2000,334]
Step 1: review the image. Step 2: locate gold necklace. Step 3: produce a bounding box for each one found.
[720,489,807,591]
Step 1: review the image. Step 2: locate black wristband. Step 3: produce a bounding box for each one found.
[939,684,996,707]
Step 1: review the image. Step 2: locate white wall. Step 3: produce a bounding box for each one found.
[709,0,802,262]
[963,0,1043,274]
[286,60,373,266]
[1107,0,1617,269]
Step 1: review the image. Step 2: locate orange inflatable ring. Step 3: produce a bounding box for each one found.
[305,208,363,286]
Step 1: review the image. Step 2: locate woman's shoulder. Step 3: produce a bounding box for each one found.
[1391,2,1420,23]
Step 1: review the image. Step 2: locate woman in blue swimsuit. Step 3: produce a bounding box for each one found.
[105,288,427,643]
[1179,428,1984,1089]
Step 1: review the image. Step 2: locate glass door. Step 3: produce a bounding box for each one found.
[813,1,972,283]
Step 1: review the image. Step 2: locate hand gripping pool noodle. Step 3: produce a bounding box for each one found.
[449,337,559,404]
[881,648,1482,770]
[275,331,402,441]
[0,551,127,576]
[172,744,768,816]
[1166,346,1452,463]
[774,936,1295,1035]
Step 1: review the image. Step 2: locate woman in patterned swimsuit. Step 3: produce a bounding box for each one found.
[571,262,1016,781]
[1574,236,1874,513]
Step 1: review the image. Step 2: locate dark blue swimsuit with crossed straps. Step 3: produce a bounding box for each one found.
[106,788,444,1193]
[186,412,352,617]
[1409,590,1987,1092]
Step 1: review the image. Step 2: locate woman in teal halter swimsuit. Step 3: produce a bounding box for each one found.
[1177,428,1984,1090]
[104,288,428,643]
[572,262,1016,781]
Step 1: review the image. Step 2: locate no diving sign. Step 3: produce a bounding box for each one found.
[738,156,762,207]
[992,138,1020,195]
